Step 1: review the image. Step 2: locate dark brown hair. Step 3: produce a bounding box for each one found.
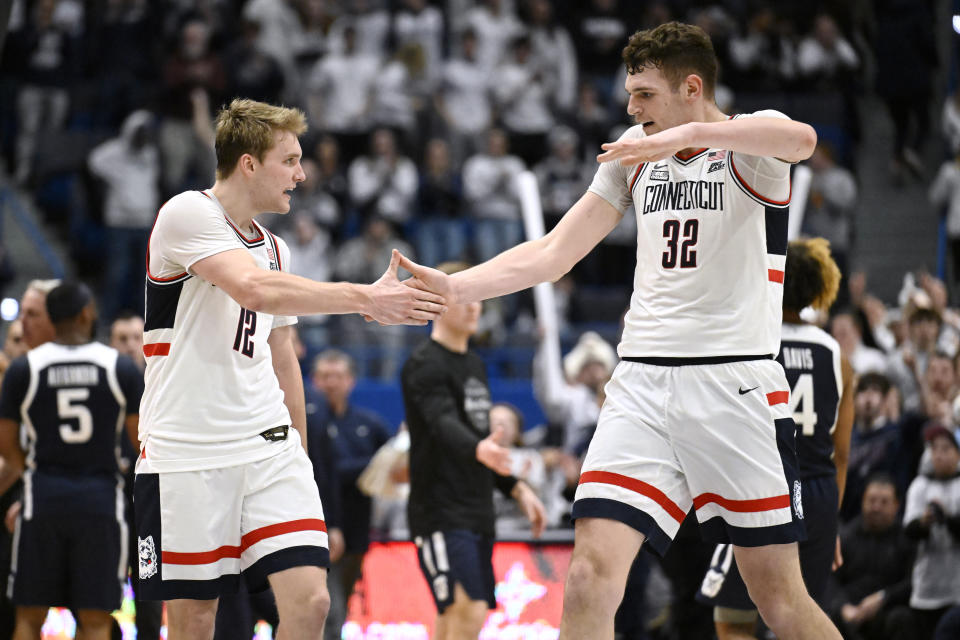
[783,237,841,313]
[621,22,718,98]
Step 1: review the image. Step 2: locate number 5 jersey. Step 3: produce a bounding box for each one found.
[139,190,297,472]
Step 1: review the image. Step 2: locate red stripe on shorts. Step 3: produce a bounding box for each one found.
[162,518,327,566]
[163,545,241,565]
[766,390,789,405]
[143,342,170,357]
[693,492,791,513]
[579,470,686,523]
[767,269,784,283]
[240,518,327,551]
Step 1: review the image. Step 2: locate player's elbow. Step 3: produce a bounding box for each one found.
[790,124,818,162]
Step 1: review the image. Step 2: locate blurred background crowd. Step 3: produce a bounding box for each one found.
[1,0,960,638]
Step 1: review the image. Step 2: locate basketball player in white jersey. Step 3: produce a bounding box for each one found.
[400,21,841,640]
[134,99,445,640]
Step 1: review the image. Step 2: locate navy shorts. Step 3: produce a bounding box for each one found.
[697,475,839,610]
[414,530,496,614]
[9,512,126,610]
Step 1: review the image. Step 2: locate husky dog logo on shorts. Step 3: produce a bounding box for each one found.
[793,480,804,519]
[138,535,158,579]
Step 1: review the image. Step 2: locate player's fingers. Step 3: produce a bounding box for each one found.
[398,252,427,278]
[386,248,401,277]
[413,289,446,306]
[413,301,447,315]
[404,317,429,326]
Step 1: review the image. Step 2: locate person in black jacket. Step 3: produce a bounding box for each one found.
[401,261,545,640]
[830,474,915,640]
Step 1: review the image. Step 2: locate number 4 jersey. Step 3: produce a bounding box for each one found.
[588,110,792,359]
[778,322,842,479]
[140,190,297,472]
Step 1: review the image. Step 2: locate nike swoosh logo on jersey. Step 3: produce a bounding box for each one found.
[738,386,758,395]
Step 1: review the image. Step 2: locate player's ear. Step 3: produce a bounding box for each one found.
[683,74,703,101]
[238,153,257,176]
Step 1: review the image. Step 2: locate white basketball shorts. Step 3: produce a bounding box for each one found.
[572,356,804,555]
[133,439,328,600]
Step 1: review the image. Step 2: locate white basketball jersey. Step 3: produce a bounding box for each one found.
[139,190,297,472]
[588,110,792,358]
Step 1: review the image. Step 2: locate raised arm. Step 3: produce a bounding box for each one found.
[401,191,622,304]
[598,116,817,166]
[193,248,445,325]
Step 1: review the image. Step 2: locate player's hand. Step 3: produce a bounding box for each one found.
[328,527,346,563]
[397,253,455,301]
[476,426,512,476]
[856,590,884,622]
[366,250,447,325]
[831,534,843,571]
[596,124,692,166]
[512,481,547,538]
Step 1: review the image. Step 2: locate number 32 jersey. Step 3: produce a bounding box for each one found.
[140,190,297,472]
[588,110,792,359]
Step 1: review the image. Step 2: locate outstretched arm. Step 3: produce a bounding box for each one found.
[598,117,817,166]
[193,248,445,325]
[401,192,622,304]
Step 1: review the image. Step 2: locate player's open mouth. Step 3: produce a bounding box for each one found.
[642,121,654,128]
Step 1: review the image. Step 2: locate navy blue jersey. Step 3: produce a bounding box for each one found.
[0,342,143,515]
[777,324,842,480]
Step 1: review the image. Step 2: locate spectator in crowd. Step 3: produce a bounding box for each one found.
[929,151,960,299]
[415,138,466,269]
[535,126,591,227]
[372,43,428,151]
[887,308,943,413]
[393,0,444,87]
[400,261,545,640]
[831,474,915,640]
[493,34,555,167]
[942,92,960,156]
[462,128,525,262]
[572,0,630,95]
[19,279,59,350]
[335,217,415,286]
[802,144,857,279]
[311,137,350,229]
[844,373,906,520]
[6,0,76,185]
[434,28,493,163]
[796,14,859,90]
[311,349,391,640]
[463,0,523,73]
[726,7,796,92]
[88,109,160,321]
[326,0,390,60]
[223,18,285,106]
[306,23,379,163]
[831,311,887,375]
[919,352,958,428]
[569,82,613,161]
[534,330,616,456]
[156,16,224,194]
[0,283,143,640]
[873,0,936,181]
[490,402,554,534]
[524,0,577,116]
[347,128,418,227]
[903,424,960,639]
[109,312,145,372]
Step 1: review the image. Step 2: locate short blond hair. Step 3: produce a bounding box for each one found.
[214,99,308,180]
[25,279,61,296]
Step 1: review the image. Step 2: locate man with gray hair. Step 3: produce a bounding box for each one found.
[19,279,59,350]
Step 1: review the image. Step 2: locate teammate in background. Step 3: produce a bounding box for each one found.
[109,312,146,372]
[698,237,856,638]
[134,98,445,640]
[0,282,143,640]
[19,279,59,350]
[401,262,546,640]
[4,320,27,362]
[399,22,841,640]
